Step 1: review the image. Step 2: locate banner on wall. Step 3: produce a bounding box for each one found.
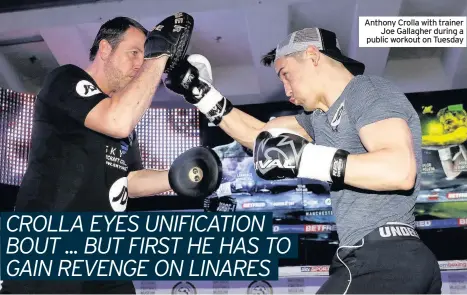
[409,91,467,220]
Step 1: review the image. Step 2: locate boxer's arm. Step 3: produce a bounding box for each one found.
[344,88,418,191]
[234,108,267,130]
[344,117,417,191]
[219,109,311,150]
[127,169,171,198]
[164,54,310,147]
[85,58,167,138]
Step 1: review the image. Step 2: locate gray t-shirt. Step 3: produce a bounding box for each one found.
[295,75,422,247]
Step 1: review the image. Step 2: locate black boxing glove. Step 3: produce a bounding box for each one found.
[144,12,194,73]
[164,54,233,125]
[254,129,308,180]
[253,128,349,188]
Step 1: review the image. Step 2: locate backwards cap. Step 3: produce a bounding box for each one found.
[275,28,365,75]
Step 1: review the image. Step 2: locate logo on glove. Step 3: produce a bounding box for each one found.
[179,68,195,90]
[255,157,295,172]
[254,134,304,175]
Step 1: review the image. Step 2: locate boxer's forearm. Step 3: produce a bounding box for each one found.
[218,109,312,149]
[105,57,168,137]
[344,148,416,191]
[237,109,268,130]
[127,169,171,198]
[219,108,265,149]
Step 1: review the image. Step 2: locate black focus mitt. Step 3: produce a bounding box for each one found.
[169,146,222,198]
[144,12,194,73]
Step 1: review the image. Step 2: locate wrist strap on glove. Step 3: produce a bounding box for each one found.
[298,144,349,189]
[197,93,233,125]
[185,54,233,125]
[330,149,349,189]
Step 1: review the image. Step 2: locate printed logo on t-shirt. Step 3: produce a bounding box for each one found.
[330,102,345,130]
[120,141,129,155]
[109,177,128,212]
[76,80,101,97]
[105,145,128,172]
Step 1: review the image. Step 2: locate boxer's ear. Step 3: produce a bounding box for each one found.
[304,45,321,64]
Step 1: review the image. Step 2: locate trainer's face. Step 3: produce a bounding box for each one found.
[105,26,145,91]
[275,55,319,111]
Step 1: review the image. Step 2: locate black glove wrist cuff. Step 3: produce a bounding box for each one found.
[206,97,233,126]
[330,149,349,189]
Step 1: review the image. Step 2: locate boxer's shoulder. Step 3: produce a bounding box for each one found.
[348,75,404,98]
[343,75,410,115]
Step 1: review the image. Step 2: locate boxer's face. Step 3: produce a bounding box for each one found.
[104,26,145,92]
[275,52,321,111]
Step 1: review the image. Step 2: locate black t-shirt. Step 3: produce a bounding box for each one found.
[15,64,144,212]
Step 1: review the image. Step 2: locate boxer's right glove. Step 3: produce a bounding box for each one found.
[144,12,194,73]
[164,54,233,125]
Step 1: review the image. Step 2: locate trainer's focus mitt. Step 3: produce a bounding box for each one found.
[144,12,194,73]
[253,128,350,188]
[164,54,233,125]
[169,146,222,198]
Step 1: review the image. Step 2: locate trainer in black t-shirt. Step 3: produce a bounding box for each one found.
[15,64,143,212]
[3,65,141,293]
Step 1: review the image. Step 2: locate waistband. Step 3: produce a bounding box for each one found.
[364,222,420,243]
[335,222,420,261]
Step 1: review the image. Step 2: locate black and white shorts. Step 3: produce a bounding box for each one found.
[317,223,442,294]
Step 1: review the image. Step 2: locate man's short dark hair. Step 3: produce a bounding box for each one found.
[89,16,148,61]
[261,48,276,67]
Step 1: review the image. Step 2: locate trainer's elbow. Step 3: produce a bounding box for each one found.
[113,122,133,139]
[103,117,134,139]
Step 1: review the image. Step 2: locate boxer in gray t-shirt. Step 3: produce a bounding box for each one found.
[164,27,442,294]
[294,73,423,248]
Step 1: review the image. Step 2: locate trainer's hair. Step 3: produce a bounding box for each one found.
[89,16,148,61]
[261,48,276,67]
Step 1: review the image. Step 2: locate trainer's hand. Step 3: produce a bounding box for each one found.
[168,146,222,198]
[164,54,233,125]
[253,128,350,187]
[144,12,194,73]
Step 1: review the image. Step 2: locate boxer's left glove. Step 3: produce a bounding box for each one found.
[253,128,350,188]
[164,54,233,125]
[144,12,194,73]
